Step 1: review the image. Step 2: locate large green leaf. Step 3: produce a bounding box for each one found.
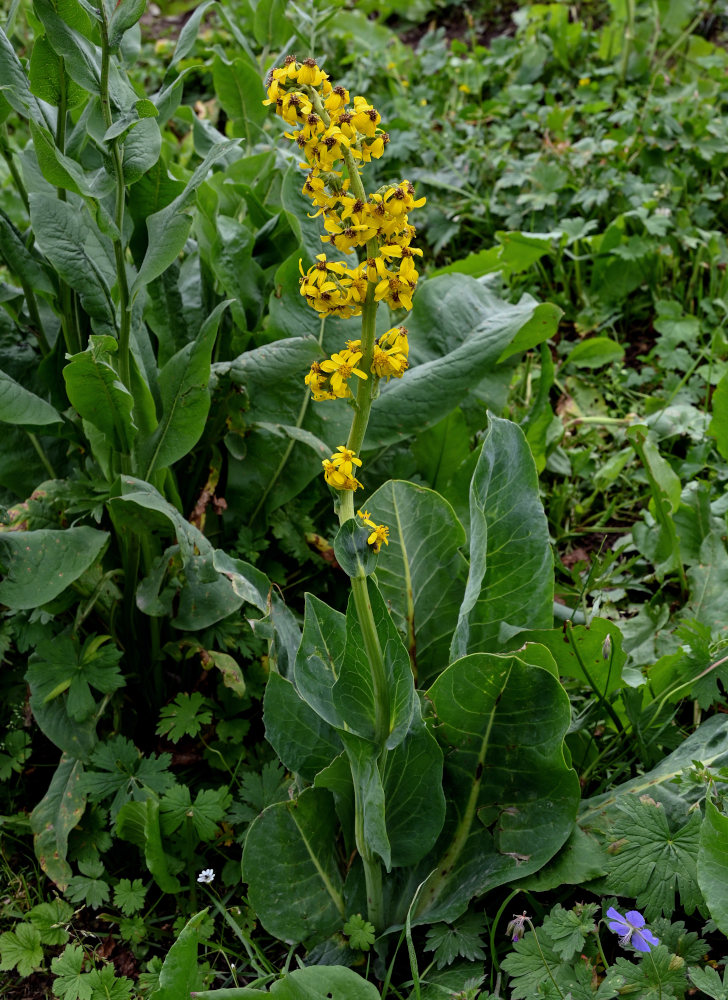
[0,209,55,296]
[0,368,61,426]
[30,755,86,890]
[243,787,345,946]
[0,526,109,610]
[366,480,468,684]
[212,53,267,144]
[29,194,116,333]
[293,594,347,729]
[63,336,136,451]
[381,721,445,868]
[0,26,48,123]
[139,300,229,477]
[580,713,728,846]
[699,800,728,935]
[191,965,381,999]
[365,275,558,446]
[333,579,416,749]
[263,672,342,783]
[149,910,208,1000]
[512,619,626,698]
[33,0,100,94]
[340,731,391,869]
[116,799,182,894]
[451,414,553,659]
[413,650,579,924]
[132,142,239,297]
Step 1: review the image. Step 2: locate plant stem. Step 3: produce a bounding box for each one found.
[99,11,132,396]
[0,127,29,214]
[26,431,57,479]
[526,920,565,999]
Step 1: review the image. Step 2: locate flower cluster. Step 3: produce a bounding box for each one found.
[357,509,389,553]
[322,446,363,491]
[305,327,409,400]
[263,57,424,322]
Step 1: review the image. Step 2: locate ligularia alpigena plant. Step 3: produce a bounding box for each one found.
[262,53,427,929]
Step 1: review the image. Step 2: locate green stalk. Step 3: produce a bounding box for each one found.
[0,127,29,214]
[99,12,132,396]
[54,57,82,357]
[27,431,57,478]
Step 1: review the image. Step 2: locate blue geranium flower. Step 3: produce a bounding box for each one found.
[606,907,660,953]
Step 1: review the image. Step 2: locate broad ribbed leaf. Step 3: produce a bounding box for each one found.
[0,368,61,426]
[263,672,342,782]
[243,787,345,945]
[451,414,553,659]
[699,799,728,934]
[30,194,116,333]
[382,722,445,868]
[414,651,579,924]
[0,526,109,609]
[513,619,626,698]
[63,338,136,451]
[366,480,468,684]
[132,142,239,296]
[366,275,559,446]
[293,594,346,729]
[30,755,86,890]
[139,300,229,477]
[333,579,416,749]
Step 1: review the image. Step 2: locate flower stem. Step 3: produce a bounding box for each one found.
[99,10,132,399]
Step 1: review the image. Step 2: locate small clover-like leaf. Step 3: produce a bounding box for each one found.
[28,898,74,946]
[607,796,702,919]
[156,692,212,742]
[51,944,92,1000]
[424,912,487,970]
[0,923,44,977]
[343,913,376,951]
[112,878,148,916]
[86,964,133,1000]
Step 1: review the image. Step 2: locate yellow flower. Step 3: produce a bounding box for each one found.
[579,77,591,86]
[331,446,363,475]
[323,455,362,491]
[296,58,328,88]
[367,523,389,553]
[357,508,376,527]
[320,351,369,395]
[325,85,350,112]
[351,96,381,137]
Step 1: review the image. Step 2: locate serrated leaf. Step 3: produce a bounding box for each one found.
[607,796,702,919]
[0,923,44,977]
[159,784,230,841]
[28,898,74,945]
[156,692,212,742]
[52,943,92,1000]
[541,902,598,961]
[611,945,687,999]
[82,736,174,819]
[424,911,487,970]
[112,878,148,917]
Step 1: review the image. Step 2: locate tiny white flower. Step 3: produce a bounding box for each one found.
[197,868,215,884]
